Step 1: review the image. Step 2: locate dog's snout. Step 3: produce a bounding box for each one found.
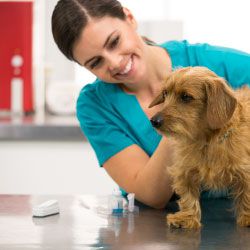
[150,114,164,128]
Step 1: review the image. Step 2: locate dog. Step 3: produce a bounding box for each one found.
[149,66,250,229]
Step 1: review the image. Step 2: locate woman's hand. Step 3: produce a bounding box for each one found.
[103,136,175,208]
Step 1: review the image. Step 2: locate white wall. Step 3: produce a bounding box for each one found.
[167,0,250,53]
[120,0,170,20]
[44,0,76,83]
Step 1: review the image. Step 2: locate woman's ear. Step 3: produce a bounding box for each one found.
[122,7,137,29]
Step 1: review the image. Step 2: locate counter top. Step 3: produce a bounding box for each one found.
[0,194,249,249]
[0,111,84,141]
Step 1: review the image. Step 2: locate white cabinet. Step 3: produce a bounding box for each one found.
[0,141,117,195]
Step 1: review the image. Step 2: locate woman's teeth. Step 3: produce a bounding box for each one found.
[120,58,132,75]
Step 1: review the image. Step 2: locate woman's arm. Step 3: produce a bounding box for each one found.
[103,137,175,209]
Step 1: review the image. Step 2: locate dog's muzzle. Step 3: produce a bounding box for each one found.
[150,114,164,128]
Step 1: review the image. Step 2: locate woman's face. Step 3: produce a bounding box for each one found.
[73,8,147,84]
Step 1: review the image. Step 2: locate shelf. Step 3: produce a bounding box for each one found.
[0,111,84,141]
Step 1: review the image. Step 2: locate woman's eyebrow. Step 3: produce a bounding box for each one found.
[84,30,117,66]
[103,30,117,48]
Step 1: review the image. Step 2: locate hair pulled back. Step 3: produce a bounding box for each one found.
[52,0,125,61]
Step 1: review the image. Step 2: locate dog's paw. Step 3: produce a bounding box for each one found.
[237,215,250,227]
[166,212,201,229]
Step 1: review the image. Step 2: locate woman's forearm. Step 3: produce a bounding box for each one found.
[133,137,175,208]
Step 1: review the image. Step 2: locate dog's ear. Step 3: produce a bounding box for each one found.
[148,91,165,108]
[205,77,237,130]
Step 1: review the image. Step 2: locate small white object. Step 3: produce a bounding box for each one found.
[46,81,81,115]
[127,193,135,212]
[32,200,60,217]
[11,77,23,114]
[110,189,124,214]
[11,55,23,67]
[122,197,128,210]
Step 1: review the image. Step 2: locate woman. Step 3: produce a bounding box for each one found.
[52,0,250,208]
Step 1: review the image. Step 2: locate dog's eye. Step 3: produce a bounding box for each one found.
[180,92,194,103]
[162,90,168,99]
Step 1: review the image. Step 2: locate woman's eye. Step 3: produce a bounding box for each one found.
[109,36,120,49]
[90,57,102,69]
[180,92,194,103]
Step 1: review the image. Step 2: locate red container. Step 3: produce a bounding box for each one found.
[0,0,34,113]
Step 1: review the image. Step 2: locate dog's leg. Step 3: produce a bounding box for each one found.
[167,171,201,229]
[232,168,250,227]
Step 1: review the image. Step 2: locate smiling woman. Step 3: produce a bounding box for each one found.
[52,0,250,209]
[72,13,144,84]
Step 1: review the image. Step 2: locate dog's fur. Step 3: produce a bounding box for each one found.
[149,66,250,229]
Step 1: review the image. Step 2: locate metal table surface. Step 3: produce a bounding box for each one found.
[0,195,249,250]
[0,112,84,141]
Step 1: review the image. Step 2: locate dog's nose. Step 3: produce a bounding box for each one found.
[150,114,164,128]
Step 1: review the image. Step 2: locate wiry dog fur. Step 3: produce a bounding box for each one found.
[149,66,250,229]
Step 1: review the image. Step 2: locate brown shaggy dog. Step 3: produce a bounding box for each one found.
[149,66,250,229]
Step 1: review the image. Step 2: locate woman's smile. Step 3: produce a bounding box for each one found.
[114,55,135,80]
[73,15,145,84]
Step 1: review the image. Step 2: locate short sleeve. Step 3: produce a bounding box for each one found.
[188,42,250,88]
[76,84,134,167]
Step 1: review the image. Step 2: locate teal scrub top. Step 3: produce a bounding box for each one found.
[77,40,250,197]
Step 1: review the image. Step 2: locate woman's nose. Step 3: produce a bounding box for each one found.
[106,54,123,74]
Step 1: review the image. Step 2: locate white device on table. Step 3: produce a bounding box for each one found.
[127,193,135,212]
[32,200,60,217]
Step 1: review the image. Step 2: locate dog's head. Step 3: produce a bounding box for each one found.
[149,66,237,140]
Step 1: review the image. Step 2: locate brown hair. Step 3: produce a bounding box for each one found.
[52,0,126,62]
